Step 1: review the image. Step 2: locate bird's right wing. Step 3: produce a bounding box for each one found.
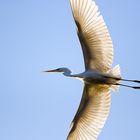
[67,84,111,140]
[70,0,113,72]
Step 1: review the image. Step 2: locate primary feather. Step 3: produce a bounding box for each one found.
[70,0,113,72]
[67,84,111,140]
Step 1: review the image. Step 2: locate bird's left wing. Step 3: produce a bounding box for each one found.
[70,0,113,72]
[67,84,111,140]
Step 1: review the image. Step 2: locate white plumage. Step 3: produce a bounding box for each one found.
[45,0,140,139]
[70,0,113,72]
[67,84,111,140]
[67,1,114,138]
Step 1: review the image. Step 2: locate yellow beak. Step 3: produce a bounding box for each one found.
[43,69,58,72]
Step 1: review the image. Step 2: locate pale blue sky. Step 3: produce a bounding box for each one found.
[1,0,140,140]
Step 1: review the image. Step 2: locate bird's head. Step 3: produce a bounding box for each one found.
[44,67,72,76]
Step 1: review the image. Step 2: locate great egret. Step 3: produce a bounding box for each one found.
[45,0,140,139]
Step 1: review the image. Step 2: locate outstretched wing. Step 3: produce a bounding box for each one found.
[70,0,113,72]
[67,84,111,140]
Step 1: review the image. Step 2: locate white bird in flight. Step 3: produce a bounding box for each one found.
[45,0,140,139]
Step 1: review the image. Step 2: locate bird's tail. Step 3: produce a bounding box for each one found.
[108,65,140,90]
[109,65,121,92]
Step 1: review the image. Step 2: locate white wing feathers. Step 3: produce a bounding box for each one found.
[67,84,111,140]
[67,0,113,139]
[70,0,113,72]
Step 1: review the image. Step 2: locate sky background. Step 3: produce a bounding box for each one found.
[1,0,140,140]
